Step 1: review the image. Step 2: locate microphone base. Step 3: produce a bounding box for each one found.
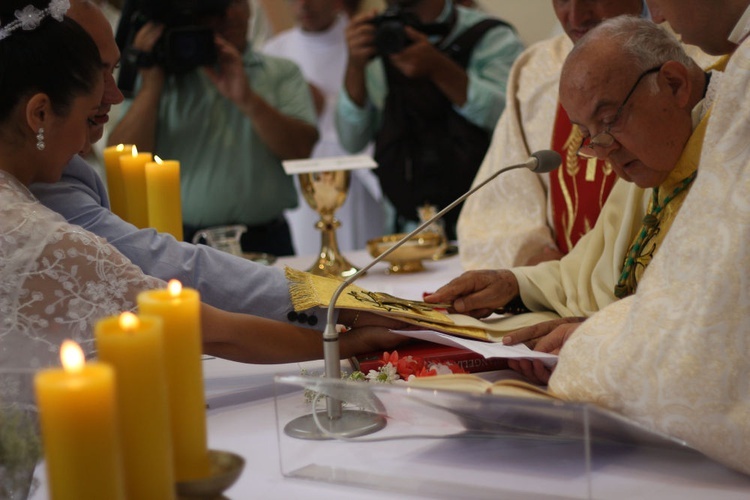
[284,409,387,440]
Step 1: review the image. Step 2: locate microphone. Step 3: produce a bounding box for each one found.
[284,150,562,439]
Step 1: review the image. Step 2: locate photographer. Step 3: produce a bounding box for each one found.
[336,0,523,239]
[108,0,318,256]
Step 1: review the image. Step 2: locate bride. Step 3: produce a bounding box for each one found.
[0,0,402,371]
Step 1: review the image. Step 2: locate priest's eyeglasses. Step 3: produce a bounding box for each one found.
[577,65,663,159]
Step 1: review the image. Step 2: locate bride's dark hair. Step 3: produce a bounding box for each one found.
[0,0,102,121]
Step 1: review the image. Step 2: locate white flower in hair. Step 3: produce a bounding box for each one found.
[49,0,70,21]
[0,0,71,40]
[15,5,44,30]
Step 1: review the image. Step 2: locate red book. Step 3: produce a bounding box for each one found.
[350,340,508,374]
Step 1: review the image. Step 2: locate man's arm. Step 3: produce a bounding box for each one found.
[453,22,524,130]
[107,22,165,151]
[30,157,327,329]
[335,10,381,154]
[204,37,318,160]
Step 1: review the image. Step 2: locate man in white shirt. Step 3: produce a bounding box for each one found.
[263,0,386,254]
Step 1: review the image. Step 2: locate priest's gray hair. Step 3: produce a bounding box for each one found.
[572,15,696,71]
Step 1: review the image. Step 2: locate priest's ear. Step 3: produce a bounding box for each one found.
[25,93,52,139]
[659,60,692,108]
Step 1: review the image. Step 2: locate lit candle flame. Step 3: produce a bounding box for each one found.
[116,143,126,152]
[132,145,139,157]
[60,340,85,373]
[154,155,163,165]
[119,311,140,331]
[168,279,182,297]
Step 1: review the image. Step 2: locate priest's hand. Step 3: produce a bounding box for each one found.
[424,269,519,318]
[507,359,552,385]
[501,317,586,349]
[507,321,583,384]
[534,321,581,355]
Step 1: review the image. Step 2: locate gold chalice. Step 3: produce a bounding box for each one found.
[299,170,361,278]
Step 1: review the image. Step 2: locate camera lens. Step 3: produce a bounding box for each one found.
[375,21,408,55]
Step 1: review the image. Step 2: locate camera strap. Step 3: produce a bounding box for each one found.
[420,6,457,45]
[440,17,514,66]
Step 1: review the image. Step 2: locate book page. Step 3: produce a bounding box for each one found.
[408,372,556,401]
[392,329,559,367]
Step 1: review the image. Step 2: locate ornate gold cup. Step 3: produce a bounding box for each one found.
[299,170,361,278]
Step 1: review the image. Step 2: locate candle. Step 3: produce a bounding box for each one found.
[95,312,175,500]
[34,340,125,500]
[145,156,183,240]
[137,280,210,481]
[102,143,133,220]
[119,146,152,229]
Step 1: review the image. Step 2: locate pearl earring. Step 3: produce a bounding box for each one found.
[36,128,45,151]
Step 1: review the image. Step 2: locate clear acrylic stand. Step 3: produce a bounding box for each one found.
[274,375,600,499]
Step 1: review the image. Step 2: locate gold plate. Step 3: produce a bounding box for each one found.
[367,232,447,274]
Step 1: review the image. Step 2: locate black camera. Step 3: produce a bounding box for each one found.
[116,0,232,94]
[370,6,423,55]
[370,5,452,56]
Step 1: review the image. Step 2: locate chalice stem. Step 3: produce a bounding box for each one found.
[307,218,362,278]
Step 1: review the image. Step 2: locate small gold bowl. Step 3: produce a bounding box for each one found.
[367,232,447,273]
[176,449,245,499]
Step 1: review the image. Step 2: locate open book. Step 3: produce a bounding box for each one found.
[285,267,560,342]
[403,372,689,449]
[407,373,557,401]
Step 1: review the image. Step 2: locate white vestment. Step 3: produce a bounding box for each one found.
[457,34,569,269]
[263,16,385,255]
[457,30,717,271]
[550,37,750,476]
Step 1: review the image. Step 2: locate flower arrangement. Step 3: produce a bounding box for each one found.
[350,350,467,384]
[302,350,467,404]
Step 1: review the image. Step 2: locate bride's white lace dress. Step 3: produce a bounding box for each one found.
[0,170,164,370]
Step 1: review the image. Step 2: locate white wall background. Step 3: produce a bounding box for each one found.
[476,0,559,46]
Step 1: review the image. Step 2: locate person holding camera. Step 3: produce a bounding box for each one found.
[335,0,524,240]
[107,0,319,257]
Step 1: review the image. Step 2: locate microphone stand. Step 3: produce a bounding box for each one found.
[284,152,560,440]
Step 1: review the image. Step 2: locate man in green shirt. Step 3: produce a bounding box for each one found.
[109,0,319,256]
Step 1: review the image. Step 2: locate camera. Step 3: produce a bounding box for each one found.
[116,0,232,94]
[370,6,423,55]
[370,5,452,56]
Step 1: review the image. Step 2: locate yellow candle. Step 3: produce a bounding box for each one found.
[146,156,183,240]
[102,143,133,220]
[119,146,152,229]
[95,313,175,500]
[137,280,210,481]
[34,340,125,500]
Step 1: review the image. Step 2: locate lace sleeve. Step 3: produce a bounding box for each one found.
[1,177,164,369]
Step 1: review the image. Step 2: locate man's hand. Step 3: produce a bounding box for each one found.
[131,22,166,86]
[203,35,251,105]
[338,310,409,331]
[338,310,410,357]
[388,27,439,78]
[534,321,581,355]
[424,269,519,318]
[502,317,586,348]
[345,11,379,72]
[506,321,583,384]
